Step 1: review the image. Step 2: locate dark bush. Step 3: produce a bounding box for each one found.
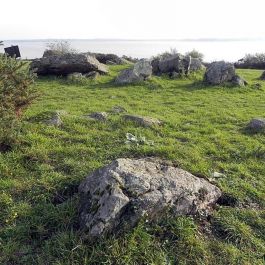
[235,53,265,69]
[0,55,37,150]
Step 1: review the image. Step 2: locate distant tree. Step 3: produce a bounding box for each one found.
[0,41,3,46]
[185,49,204,62]
[235,53,265,69]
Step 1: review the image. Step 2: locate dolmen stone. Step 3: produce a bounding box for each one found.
[78,158,222,237]
[123,114,162,127]
[31,53,108,76]
[115,59,152,84]
[246,118,265,133]
[204,61,236,85]
[151,55,195,76]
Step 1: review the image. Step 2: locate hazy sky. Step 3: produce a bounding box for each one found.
[1,0,264,40]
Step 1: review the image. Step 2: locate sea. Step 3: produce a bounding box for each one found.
[1,39,265,62]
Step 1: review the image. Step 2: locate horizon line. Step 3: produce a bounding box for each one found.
[2,37,265,42]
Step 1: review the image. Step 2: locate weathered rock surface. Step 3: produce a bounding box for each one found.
[246,118,265,133]
[231,75,248,86]
[123,114,162,127]
[115,60,152,84]
[151,55,192,76]
[78,158,222,237]
[204,61,235,85]
[31,53,108,76]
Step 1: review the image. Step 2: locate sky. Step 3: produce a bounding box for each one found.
[1,0,264,40]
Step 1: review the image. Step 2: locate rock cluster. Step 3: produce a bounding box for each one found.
[151,55,204,76]
[79,158,222,238]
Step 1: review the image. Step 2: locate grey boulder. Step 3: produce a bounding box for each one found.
[115,60,152,84]
[204,61,235,85]
[31,53,108,76]
[79,158,222,237]
[247,118,265,133]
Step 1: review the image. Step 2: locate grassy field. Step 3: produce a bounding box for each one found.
[0,65,264,264]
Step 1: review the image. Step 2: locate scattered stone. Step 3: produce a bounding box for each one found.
[87,112,108,121]
[46,111,62,127]
[246,118,265,133]
[204,61,235,85]
[78,158,222,237]
[231,75,248,86]
[115,60,152,84]
[123,114,162,127]
[111,106,127,114]
[31,53,108,76]
[115,68,141,84]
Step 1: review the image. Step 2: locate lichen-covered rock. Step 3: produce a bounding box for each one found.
[78,158,222,237]
[204,61,235,85]
[123,114,162,127]
[246,118,265,133]
[115,60,152,84]
[31,53,108,76]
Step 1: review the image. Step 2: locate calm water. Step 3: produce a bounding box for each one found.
[1,39,265,62]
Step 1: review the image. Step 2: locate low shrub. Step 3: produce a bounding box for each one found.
[0,55,37,150]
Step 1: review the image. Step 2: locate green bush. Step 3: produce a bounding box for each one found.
[0,55,37,150]
[185,49,204,62]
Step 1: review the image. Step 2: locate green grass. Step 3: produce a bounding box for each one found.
[0,65,265,264]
